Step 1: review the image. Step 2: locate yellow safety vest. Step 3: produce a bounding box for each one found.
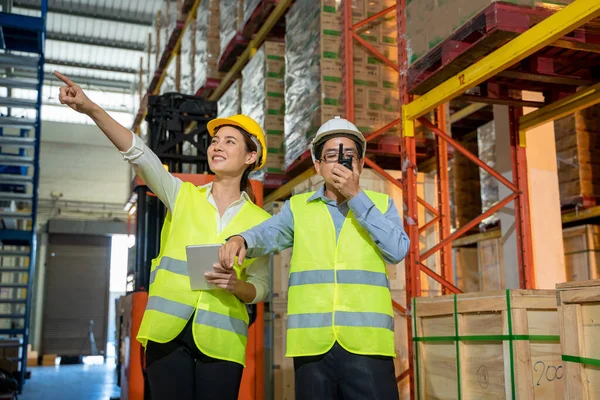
[136,182,271,366]
[286,190,395,358]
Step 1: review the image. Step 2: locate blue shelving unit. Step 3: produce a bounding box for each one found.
[0,0,47,391]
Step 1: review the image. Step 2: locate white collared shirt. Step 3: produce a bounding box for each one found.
[120,132,270,303]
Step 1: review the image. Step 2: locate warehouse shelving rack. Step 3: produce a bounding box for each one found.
[0,0,47,391]
[396,1,600,398]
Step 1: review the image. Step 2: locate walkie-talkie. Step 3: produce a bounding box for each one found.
[338,143,353,171]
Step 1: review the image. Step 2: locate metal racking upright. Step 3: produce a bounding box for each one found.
[396,1,600,398]
[0,0,47,391]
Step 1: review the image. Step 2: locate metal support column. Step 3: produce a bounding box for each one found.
[509,106,535,289]
[435,106,452,294]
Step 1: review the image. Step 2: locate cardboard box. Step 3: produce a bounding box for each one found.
[272,248,292,299]
[267,133,285,150]
[273,302,295,400]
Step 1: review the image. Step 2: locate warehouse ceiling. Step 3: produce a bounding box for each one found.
[12,0,164,92]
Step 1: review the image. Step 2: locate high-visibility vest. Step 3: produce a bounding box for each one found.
[136,182,270,366]
[286,190,395,358]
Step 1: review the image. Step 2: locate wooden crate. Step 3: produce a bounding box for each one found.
[563,225,600,282]
[454,233,504,293]
[413,290,563,399]
[557,280,600,399]
[271,248,292,300]
[273,301,294,400]
[391,290,410,400]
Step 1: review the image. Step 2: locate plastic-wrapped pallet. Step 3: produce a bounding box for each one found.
[284,0,343,169]
[478,121,499,226]
[180,19,194,94]
[219,0,244,62]
[217,80,241,118]
[241,41,285,175]
[405,0,573,68]
[194,0,223,93]
[243,0,261,28]
[160,58,178,94]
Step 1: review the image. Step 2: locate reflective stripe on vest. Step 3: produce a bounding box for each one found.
[195,309,248,337]
[146,296,195,320]
[289,270,389,288]
[288,311,394,331]
[149,257,188,285]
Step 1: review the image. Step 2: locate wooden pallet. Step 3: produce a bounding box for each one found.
[218,33,250,72]
[194,78,221,98]
[408,2,600,95]
[557,280,600,399]
[561,195,600,210]
[413,290,563,399]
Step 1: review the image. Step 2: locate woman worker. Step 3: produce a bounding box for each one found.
[54,71,271,400]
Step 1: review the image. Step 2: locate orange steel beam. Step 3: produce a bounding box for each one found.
[398,0,415,394]
[419,263,462,294]
[421,193,518,262]
[397,369,410,383]
[509,107,535,289]
[343,0,355,122]
[365,118,401,142]
[419,117,519,193]
[419,215,441,234]
[417,196,439,217]
[364,158,402,189]
[352,31,399,72]
[353,5,395,30]
[392,300,406,315]
[436,106,453,294]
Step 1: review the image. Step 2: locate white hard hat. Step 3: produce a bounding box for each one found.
[310,116,367,162]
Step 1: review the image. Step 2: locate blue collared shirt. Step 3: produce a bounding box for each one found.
[242,186,410,264]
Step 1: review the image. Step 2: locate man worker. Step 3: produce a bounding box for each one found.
[219,116,410,400]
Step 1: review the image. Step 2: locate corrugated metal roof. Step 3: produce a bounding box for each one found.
[7,0,168,123]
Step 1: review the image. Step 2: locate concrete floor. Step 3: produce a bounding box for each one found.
[19,361,120,400]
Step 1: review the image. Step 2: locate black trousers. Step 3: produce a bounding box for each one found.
[145,318,243,400]
[294,342,399,400]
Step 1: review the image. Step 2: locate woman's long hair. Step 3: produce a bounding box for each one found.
[215,125,258,202]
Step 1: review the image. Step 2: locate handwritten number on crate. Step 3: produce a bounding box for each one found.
[534,361,563,386]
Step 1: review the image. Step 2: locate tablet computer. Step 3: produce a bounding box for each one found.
[185,244,221,291]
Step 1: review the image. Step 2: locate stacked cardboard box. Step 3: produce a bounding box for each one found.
[217,80,241,118]
[272,301,295,400]
[405,0,573,67]
[284,0,401,170]
[354,0,400,136]
[265,201,292,301]
[242,41,286,174]
[219,0,245,62]
[562,224,600,282]
[554,106,600,204]
[194,0,223,93]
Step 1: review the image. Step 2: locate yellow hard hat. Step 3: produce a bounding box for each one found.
[207,114,267,171]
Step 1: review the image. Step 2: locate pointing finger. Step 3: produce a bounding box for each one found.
[53,71,77,88]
